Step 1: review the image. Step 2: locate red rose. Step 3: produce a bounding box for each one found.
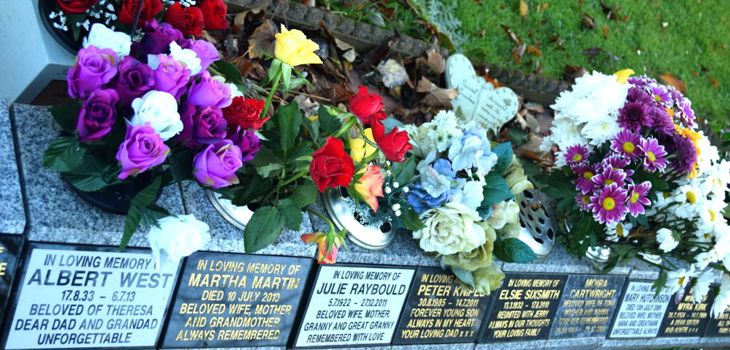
[349,86,384,125]
[199,0,229,30]
[56,0,98,14]
[164,2,204,37]
[119,0,163,27]
[223,97,268,130]
[310,137,355,192]
[372,120,412,162]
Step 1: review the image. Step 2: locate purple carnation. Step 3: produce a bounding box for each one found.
[589,183,629,225]
[193,140,243,189]
[618,101,651,133]
[228,127,261,162]
[67,45,118,99]
[627,181,652,216]
[76,89,119,142]
[626,86,652,104]
[564,144,590,167]
[649,106,675,135]
[116,123,170,180]
[149,54,191,98]
[668,134,697,175]
[573,164,597,194]
[611,130,642,159]
[592,167,627,187]
[628,76,656,87]
[114,56,155,104]
[638,137,668,172]
[179,104,228,148]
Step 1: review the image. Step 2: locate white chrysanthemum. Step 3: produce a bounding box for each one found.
[605,221,632,242]
[427,110,464,153]
[656,228,679,253]
[694,250,720,270]
[693,269,718,304]
[638,252,662,265]
[672,184,705,219]
[665,266,697,294]
[712,274,730,318]
[580,118,620,147]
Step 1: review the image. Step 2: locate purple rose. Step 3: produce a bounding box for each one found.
[149,54,190,98]
[116,123,170,180]
[179,104,227,148]
[187,71,231,109]
[181,39,219,71]
[139,20,184,55]
[77,89,119,142]
[67,45,118,99]
[193,140,243,189]
[114,56,156,104]
[228,127,261,162]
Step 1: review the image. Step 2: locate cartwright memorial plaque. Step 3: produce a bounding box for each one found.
[162,252,313,348]
[3,243,179,349]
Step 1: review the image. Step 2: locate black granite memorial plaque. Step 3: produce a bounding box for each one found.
[392,266,490,344]
[293,264,415,348]
[161,252,313,348]
[2,242,180,350]
[480,273,567,342]
[549,274,625,339]
[706,300,730,337]
[608,280,672,338]
[658,285,714,337]
[0,235,23,318]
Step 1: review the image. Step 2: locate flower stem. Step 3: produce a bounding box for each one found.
[260,68,282,120]
[276,170,308,190]
[332,117,357,139]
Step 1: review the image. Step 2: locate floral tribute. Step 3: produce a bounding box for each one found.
[44,21,249,249]
[541,70,730,315]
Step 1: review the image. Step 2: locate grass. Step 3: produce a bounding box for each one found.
[325,0,730,132]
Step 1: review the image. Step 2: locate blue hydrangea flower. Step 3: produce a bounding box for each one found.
[406,183,449,214]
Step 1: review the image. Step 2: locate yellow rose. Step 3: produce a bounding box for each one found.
[353,165,384,212]
[274,25,323,67]
[349,128,377,163]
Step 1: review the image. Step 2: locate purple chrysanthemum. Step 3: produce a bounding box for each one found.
[628,76,656,87]
[677,98,697,128]
[590,184,629,225]
[573,164,597,194]
[649,106,675,135]
[576,192,592,211]
[626,181,652,216]
[602,155,630,170]
[626,86,653,104]
[564,144,590,167]
[668,133,698,175]
[638,137,668,172]
[618,101,651,133]
[611,130,642,159]
[592,167,627,187]
[650,85,672,105]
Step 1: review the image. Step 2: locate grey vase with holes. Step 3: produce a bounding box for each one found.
[516,189,556,260]
[321,187,395,250]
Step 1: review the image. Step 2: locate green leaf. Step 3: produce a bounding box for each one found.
[43,136,85,172]
[268,59,283,84]
[169,148,195,182]
[449,266,475,287]
[121,177,162,250]
[392,157,417,186]
[318,105,342,135]
[480,173,514,208]
[49,102,80,133]
[507,128,530,146]
[492,142,513,174]
[652,270,669,298]
[64,172,110,192]
[493,238,537,263]
[302,116,320,142]
[230,174,273,206]
[210,60,243,84]
[250,147,283,178]
[275,103,302,153]
[255,163,283,178]
[291,183,318,209]
[281,63,292,92]
[400,206,426,231]
[277,199,303,231]
[243,206,285,252]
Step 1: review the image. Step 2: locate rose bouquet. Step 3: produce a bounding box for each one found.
[540,70,730,315]
[44,21,250,247]
[398,110,536,294]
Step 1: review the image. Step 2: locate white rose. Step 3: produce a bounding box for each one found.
[130,91,183,140]
[413,202,486,255]
[83,23,132,58]
[148,215,211,269]
[170,41,202,75]
[656,228,679,253]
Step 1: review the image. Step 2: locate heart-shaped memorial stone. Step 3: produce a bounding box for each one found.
[445,53,519,132]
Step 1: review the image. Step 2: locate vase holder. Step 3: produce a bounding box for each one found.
[206,190,255,230]
[321,187,394,250]
[516,189,556,260]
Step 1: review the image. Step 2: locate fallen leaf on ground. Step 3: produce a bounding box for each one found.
[563,65,587,82]
[519,0,528,17]
[416,77,457,108]
[710,77,720,89]
[602,25,609,38]
[502,25,522,44]
[512,43,526,63]
[537,3,549,12]
[426,49,446,74]
[659,73,686,93]
[527,45,543,57]
[600,0,619,20]
[582,47,602,57]
[582,13,595,29]
[247,20,277,59]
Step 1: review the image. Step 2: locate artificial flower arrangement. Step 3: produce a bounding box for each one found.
[210,25,414,261]
[44,21,247,248]
[46,0,228,46]
[540,70,730,315]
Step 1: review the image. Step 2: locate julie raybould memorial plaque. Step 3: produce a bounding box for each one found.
[393,266,491,344]
[3,243,179,349]
[161,252,313,348]
[294,264,415,348]
[480,273,567,342]
[608,280,673,338]
[658,285,714,337]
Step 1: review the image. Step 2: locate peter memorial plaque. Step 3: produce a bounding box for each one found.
[294,265,415,348]
[3,243,178,349]
[162,252,313,348]
[549,274,625,339]
[481,273,567,342]
[658,285,713,337]
[393,266,490,344]
[608,280,672,338]
[0,235,23,318]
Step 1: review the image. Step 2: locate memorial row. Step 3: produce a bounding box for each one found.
[0,235,728,349]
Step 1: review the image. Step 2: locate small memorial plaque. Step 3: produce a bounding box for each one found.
[658,285,714,337]
[0,235,23,317]
[481,273,567,342]
[706,305,730,337]
[393,266,491,344]
[608,280,672,338]
[294,265,415,348]
[3,243,179,349]
[161,252,313,348]
[549,274,625,339]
